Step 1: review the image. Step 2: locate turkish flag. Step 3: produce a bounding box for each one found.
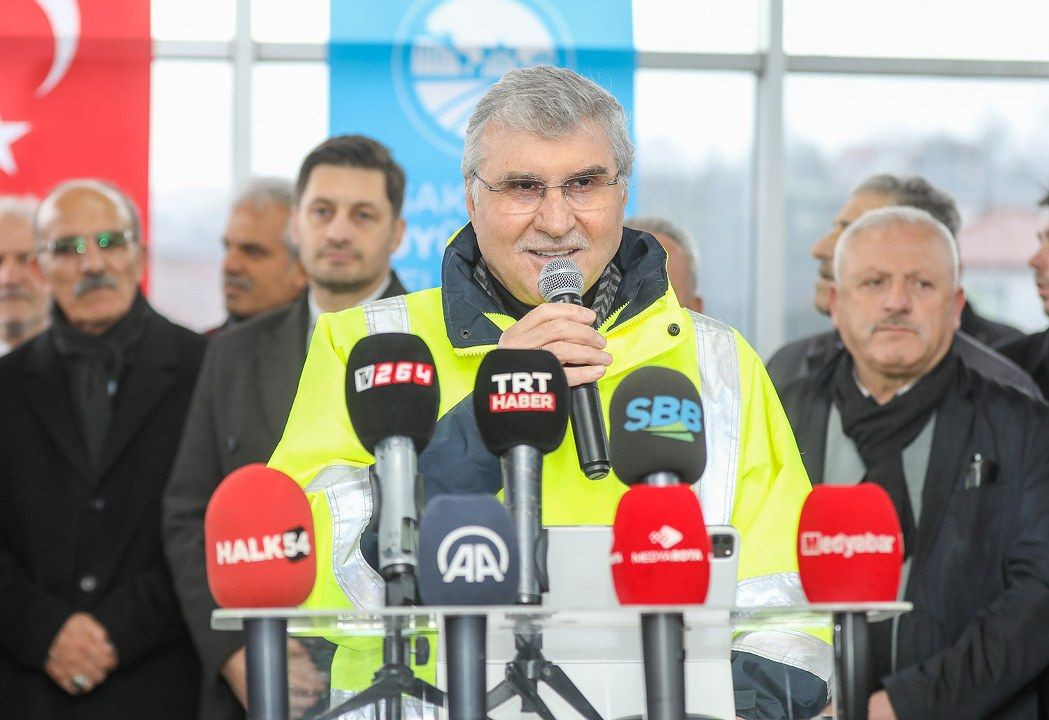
[0,0,150,245]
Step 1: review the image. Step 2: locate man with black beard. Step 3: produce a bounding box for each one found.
[0,179,203,718]
[0,196,49,354]
[778,206,1049,720]
[163,135,408,720]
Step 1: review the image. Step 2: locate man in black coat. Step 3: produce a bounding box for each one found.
[997,191,1049,398]
[778,205,1049,720]
[163,135,409,720]
[0,180,204,718]
[767,174,1031,394]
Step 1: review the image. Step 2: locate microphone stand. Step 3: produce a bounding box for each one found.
[311,442,445,720]
[616,471,718,720]
[486,445,606,720]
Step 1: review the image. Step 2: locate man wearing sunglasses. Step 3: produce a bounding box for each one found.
[0,179,203,718]
[270,66,829,720]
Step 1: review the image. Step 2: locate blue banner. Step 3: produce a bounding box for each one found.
[330,0,636,291]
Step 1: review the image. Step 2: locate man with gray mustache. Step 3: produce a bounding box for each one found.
[0,179,204,717]
[0,195,49,355]
[777,206,1049,720]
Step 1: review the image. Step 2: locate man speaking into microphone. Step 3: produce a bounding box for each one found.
[269,65,829,718]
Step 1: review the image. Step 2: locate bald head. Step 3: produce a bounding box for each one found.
[34,180,143,335]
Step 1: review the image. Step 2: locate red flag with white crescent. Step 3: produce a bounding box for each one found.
[0,0,150,248]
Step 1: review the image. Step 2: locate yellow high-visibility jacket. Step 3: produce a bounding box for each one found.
[269,225,831,702]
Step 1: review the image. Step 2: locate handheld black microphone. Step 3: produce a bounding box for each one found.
[609,366,709,720]
[473,349,569,604]
[346,332,440,606]
[537,258,611,480]
[419,494,518,720]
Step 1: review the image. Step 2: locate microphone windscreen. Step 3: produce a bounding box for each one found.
[418,494,518,606]
[345,333,440,453]
[537,257,584,302]
[611,485,710,604]
[205,463,316,608]
[609,366,707,485]
[797,484,903,602]
[472,349,569,455]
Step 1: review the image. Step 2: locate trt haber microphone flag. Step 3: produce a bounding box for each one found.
[797,484,904,603]
[0,0,150,253]
[205,464,317,608]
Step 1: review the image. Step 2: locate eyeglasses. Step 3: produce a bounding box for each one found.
[45,230,134,257]
[473,172,622,214]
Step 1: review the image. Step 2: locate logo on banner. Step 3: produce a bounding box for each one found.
[0,0,80,176]
[392,0,576,156]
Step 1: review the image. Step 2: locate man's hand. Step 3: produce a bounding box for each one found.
[498,303,612,386]
[221,647,249,708]
[44,612,117,695]
[288,639,328,719]
[222,641,329,716]
[869,690,898,720]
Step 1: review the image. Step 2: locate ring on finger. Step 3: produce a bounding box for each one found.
[72,673,89,691]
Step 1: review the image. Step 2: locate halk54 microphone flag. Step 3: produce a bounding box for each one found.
[205,463,316,608]
[0,0,150,241]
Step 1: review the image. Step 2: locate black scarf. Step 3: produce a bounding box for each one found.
[830,350,958,559]
[473,258,623,326]
[51,292,153,467]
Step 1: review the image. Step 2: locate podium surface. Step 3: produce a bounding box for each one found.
[213,603,910,720]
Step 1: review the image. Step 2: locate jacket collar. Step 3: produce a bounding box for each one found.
[440,223,670,350]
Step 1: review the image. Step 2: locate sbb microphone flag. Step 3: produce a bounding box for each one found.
[205,463,316,608]
[611,484,711,605]
[797,484,904,603]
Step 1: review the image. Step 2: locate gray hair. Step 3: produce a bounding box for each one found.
[853,174,960,237]
[834,205,959,288]
[625,215,700,290]
[232,176,297,258]
[34,179,142,251]
[461,66,633,192]
[0,195,39,224]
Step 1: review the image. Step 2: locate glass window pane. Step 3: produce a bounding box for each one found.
[634,69,755,334]
[149,60,233,332]
[784,74,1049,342]
[151,0,235,42]
[633,0,761,54]
[252,0,330,43]
[251,62,330,178]
[785,0,1049,61]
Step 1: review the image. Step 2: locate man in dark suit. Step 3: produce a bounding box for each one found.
[207,177,307,335]
[0,180,204,718]
[163,135,409,720]
[766,174,1032,395]
[778,206,1049,720]
[998,191,1049,398]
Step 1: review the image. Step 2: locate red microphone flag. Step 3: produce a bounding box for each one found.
[611,484,711,605]
[205,464,316,608]
[796,484,904,603]
[0,0,150,274]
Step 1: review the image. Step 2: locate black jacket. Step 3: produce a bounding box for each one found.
[0,305,205,719]
[997,329,1049,401]
[163,277,406,720]
[962,301,1023,347]
[778,352,1049,720]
